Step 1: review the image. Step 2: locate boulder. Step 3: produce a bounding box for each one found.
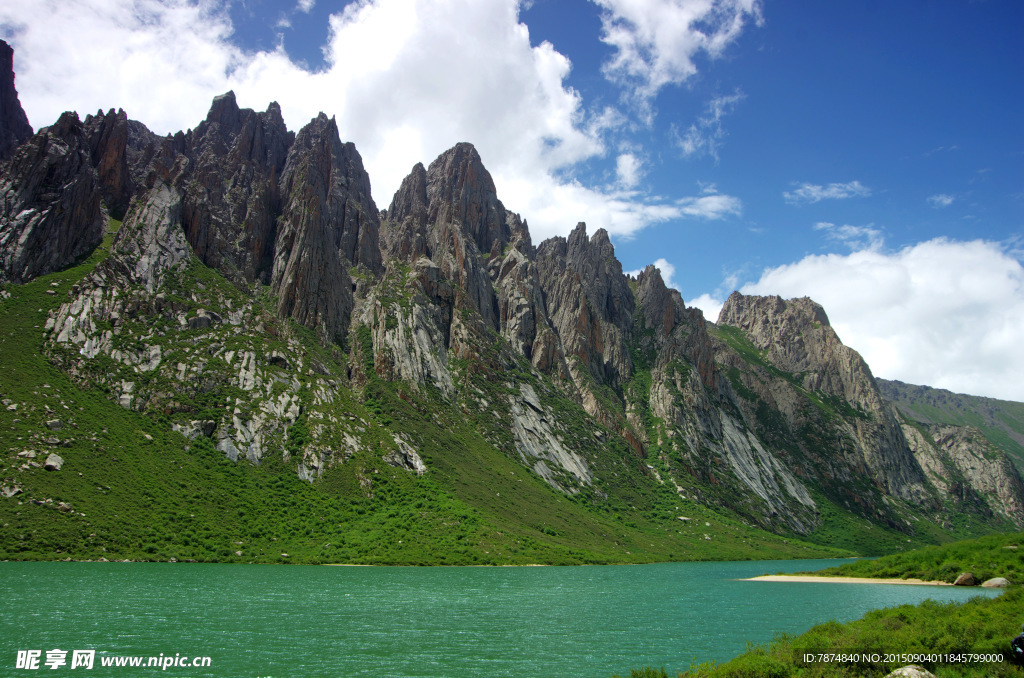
[981,577,1010,588]
[44,453,64,471]
[953,572,977,586]
[884,666,935,678]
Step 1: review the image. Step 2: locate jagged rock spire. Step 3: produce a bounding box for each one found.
[0,40,33,161]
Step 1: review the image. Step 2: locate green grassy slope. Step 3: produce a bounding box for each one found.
[803,532,1024,584]
[675,588,1024,677]
[1,225,853,565]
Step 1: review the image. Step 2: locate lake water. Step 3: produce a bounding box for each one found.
[0,559,1001,677]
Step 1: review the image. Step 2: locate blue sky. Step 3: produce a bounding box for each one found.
[2,0,1022,400]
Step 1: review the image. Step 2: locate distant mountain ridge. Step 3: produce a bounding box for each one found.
[878,378,1024,472]
[2,40,1022,564]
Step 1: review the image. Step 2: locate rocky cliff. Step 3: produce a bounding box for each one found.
[0,40,32,161]
[3,41,1023,562]
[879,378,1024,473]
[0,112,105,284]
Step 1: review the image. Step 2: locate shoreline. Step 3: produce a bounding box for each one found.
[742,574,952,585]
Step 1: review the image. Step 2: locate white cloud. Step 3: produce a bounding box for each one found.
[928,193,955,208]
[813,222,883,251]
[674,90,744,161]
[706,238,1024,401]
[689,292,725,321]
[593,0,762,107]
[676,192,742,219]
[616,153,643,189]
[783,180,871,205]
[297,0,316,13]
[0,0,698,241]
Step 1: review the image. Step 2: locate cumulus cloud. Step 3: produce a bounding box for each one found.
[697,238,1024,401]
[297,0,316,13]
[0,0,702,241]
[593,0,762,107]
[783,180,871,205]
[674,90,744,161]
[928,193,955,208]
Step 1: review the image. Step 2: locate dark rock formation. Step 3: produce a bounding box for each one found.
[537,223,634,391]
[0,112,104,283]
[0,40,33,161]
[383,143,507,329]
[271,113,380,343]
[176,91,294,284]
[82,108,159,220]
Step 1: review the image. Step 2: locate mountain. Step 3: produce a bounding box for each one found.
[879,378,1024,473]
[2,45,1022,563]
[0,40,32,161]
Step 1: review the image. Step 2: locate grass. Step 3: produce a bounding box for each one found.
[801,532,1024,584]
[0,219,853,566]
[669,588,1024,677]
[621,534,1024,677]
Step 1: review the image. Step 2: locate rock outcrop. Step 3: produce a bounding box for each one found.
[717,292,930,504]
[0,40,33,161]
[903,421,1024,528]
[0,112,105,283]
[175,92,293,285]
[272,113,380,343]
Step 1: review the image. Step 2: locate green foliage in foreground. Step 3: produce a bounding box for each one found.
[621,588,1024,678]
[804,532,1024,584]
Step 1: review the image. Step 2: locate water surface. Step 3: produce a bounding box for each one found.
[0,560,1000,677]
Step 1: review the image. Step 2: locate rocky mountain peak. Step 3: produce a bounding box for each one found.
[717,291,930,503]
[204,90,243,132]
[635,264,683,336]
[717,292,840,377]
[424,142,509,256]
[0,40,33,161]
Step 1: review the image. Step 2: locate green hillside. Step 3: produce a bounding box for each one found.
[0,222,853,565]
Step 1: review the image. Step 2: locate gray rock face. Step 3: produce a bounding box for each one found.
[0,40,32,161]
[537,223,634,391]
[44,453,64,471]
[272,113,380,343]
[981,577,1009,587]
[108,183,190,293]
[0,112,105,284]
[509,383,591,489]
[717,292,930,504]
[903,421,1024,528]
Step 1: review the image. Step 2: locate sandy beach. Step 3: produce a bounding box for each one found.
[742,575,952,586]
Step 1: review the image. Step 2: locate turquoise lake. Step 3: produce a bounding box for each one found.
[0,559,1001,677]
